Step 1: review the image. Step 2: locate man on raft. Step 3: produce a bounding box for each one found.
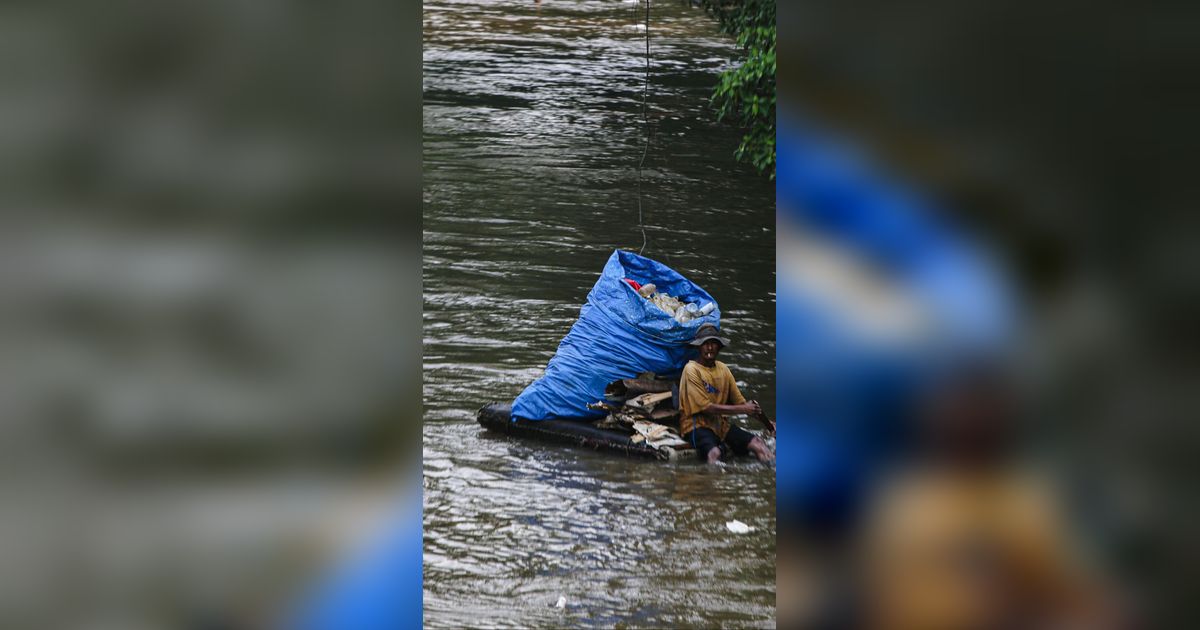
[677,324,775,464]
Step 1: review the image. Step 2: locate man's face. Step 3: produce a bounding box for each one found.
[699,339,722,362]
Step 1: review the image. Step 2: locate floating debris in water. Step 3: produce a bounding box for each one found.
[725,520,753,534]
[555,596,566,609]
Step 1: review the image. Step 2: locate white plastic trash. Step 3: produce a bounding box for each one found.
[725,520,754,534]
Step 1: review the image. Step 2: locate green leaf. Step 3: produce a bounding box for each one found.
[698,0,775,178]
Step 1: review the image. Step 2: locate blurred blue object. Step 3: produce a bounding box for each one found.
[512,250,718,421]
[775,113,1017,529]
[287,491,423,630]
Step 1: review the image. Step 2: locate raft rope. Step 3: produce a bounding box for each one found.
[635,0,650,255]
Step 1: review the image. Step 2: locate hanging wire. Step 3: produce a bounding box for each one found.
[636,0,650,255]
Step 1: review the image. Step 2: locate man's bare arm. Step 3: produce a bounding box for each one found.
[700,401,762,417]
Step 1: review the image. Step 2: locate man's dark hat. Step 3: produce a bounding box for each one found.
[690,324,730,347]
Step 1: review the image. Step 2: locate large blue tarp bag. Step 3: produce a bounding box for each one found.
[511,249,721,421]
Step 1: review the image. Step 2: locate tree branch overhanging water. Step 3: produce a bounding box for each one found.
[697,0,776,179]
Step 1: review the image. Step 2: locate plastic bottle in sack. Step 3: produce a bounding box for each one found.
[698,302,715,316]
[674,303,699,323]
[637,283,656,299]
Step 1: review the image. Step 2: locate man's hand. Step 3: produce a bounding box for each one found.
[744,400,763,416]
[746,400,775,436]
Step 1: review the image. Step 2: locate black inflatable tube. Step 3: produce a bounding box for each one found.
[477,402,669,460]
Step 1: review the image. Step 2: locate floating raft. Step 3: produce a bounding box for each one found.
[477,402,694,461]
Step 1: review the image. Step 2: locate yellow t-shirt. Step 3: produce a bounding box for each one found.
[863,470,1083,630]
[678,359,746,439]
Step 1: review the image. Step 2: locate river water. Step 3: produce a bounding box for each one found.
[423,0,776,626]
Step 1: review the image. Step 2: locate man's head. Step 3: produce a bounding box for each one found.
[690,324,730,364]
[919,360,1016,467]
